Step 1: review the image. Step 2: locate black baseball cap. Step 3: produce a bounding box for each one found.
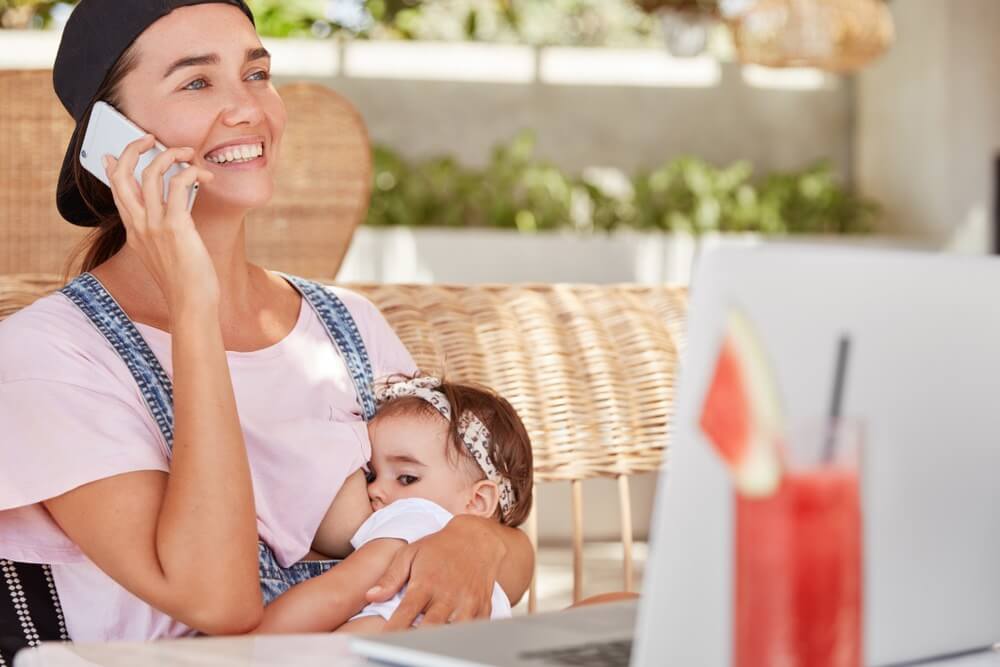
[52,0,255,226]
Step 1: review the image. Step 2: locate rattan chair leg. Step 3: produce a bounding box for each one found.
[617,474,635,593]
[571,479,584,604]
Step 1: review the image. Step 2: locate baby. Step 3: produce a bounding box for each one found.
[254,375,534,634]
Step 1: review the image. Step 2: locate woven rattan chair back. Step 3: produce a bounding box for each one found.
[0,70,87,275]
[0,276,687,611]
[0,74,366,279]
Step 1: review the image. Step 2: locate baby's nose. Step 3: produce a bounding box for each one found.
[368,482,385,509]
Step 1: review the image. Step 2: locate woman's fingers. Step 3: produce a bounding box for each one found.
[141,147,196,219]
[104,155,144,229]
[165,164,213,215]
[105,133,155,228]
[367,545,415,603]
[111,134,155,202]
[419,599,456,628]
[476,596,493,619]
[448,597,480,624]
[385,584,431,631]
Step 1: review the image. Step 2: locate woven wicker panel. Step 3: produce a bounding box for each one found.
[348,283,688,481]
[0,276,687,482]
[1,74,367,279]
[245,83,371,280]
[0,70,88,275]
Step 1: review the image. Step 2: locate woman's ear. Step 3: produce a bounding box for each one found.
[465,480,500,518]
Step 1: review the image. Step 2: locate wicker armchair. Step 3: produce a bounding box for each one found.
[0,72,368,279]
[0,275,686,612]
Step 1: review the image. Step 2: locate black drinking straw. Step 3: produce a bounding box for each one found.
[822,335,851,464]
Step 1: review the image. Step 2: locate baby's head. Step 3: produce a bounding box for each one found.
[366,375,534,527]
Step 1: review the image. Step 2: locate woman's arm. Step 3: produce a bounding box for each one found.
[366,515,534,631]
[253,538,406,634]
[42,140,261,635]
[43,306,262,634]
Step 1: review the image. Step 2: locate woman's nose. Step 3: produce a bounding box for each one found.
[219,87,265,127]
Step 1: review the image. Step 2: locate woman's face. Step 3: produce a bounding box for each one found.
[115,4,285,214]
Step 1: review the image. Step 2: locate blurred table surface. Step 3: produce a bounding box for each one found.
[14,634,369,667]
[13,634,1000,666]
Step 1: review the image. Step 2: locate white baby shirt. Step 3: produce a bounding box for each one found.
[350,497,512,623]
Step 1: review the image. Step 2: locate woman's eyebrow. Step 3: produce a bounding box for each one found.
[163,47,271,79]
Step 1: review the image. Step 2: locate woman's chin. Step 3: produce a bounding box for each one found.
[196,186,274,215]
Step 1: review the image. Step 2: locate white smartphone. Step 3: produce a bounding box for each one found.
[80,101,198,210]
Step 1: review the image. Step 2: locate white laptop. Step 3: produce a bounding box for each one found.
[351,244,1000,667]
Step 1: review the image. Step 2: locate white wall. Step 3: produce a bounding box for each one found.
[855,0,1000,252]
[323,60,851,178]
[266,41,854,179]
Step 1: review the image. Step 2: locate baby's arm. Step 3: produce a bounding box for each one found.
[253,537,406,634]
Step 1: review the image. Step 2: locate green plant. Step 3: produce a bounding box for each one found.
[245,0,328,38]
[369,132,586,232]
[368,132,880,235]
[0,0,61,28]
[2,0,663,47]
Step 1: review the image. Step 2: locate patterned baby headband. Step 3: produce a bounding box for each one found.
[374,376,515,518]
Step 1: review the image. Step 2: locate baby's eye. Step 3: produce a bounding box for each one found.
[364,467,376,484]
[184,78,208,91]
[397,475,418,486]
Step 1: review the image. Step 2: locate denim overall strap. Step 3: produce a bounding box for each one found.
[279,274,377,421]
[60,273,176,450]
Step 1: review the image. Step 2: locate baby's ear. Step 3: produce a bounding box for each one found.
[466,480,500,518]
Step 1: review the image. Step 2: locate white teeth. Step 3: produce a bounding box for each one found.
[207,142,264,164]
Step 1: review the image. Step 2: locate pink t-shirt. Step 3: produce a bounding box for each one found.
[0,284,416,641]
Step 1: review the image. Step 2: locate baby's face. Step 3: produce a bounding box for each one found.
[366,412,477,515]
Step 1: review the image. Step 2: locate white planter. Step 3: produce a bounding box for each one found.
[338,226,938,286]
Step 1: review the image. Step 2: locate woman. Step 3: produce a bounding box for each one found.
[0,0,532,648]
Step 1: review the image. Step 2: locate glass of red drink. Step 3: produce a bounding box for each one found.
[734,420,863,667]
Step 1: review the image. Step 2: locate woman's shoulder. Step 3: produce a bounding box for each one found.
[0,291,119,385]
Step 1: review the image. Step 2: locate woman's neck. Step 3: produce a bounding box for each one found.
[93,208,273,330]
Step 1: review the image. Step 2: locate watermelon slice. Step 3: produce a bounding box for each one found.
[699,309,784,497]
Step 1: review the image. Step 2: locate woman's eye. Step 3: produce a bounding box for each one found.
[247,70,270,81]
[397,475,418,486]
[184,78,208,91]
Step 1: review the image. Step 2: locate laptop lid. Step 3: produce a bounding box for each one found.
[633,244,1000,666]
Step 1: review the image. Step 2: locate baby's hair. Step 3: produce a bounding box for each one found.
[374,374,534,527]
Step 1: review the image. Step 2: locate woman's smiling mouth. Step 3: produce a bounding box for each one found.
[204,139,266,169]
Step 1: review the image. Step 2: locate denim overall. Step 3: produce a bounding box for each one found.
[59,272,378,605]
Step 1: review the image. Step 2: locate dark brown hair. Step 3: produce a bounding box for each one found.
[61,44,140,281]
[376,376,535,528]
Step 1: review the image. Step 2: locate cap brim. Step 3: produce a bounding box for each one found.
[56,124,101,227]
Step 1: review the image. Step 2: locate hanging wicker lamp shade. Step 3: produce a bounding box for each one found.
[731,0,894,72]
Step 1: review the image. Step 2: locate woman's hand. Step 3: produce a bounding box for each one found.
[366,514,508,630]
[104,134,218,314]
